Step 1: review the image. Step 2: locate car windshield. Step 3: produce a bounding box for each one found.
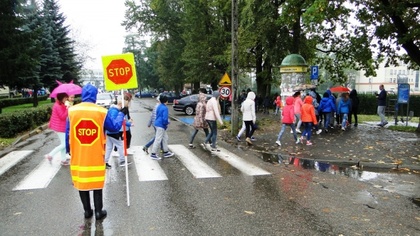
[97,93,111,99]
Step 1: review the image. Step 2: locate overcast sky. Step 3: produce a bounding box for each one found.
[58,0,129,70]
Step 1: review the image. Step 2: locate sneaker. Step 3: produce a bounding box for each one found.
[383,121,388,126]
[324,129,329,133]
[211,147,220,152]
[163,151,174,158]
[316,129,322,135]
[150,153,161,160]
[245,137,253,145]
[188,144,195,149]
[105,163,112,169]
[250,137,257,141]
[306,141,313,146]
[142,146,149,154]
[295,138,300,144]
[341,127,346,131]
[236,136,241,142]
[119,161,132,167]
[61,160,70,166]
[275,140,281,146]
[45,154,52,162]
[296,130,302,134]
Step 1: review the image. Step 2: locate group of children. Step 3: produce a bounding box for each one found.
[275,88,359,147]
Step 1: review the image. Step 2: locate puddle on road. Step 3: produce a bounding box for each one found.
[261,153,420,201]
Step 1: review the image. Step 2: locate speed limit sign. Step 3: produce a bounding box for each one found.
[219,86,231,98]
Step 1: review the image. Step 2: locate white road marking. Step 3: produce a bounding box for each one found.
[0,150,33,176]
[131,146,168,181]
[168,144,222,178]
[213,147,271,176]
[13,154,62,190]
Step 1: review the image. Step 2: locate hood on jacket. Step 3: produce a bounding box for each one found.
[350,89,358,97]
[246,91,256,100]
[303,95,313,104]
[285,96,294,105]
[326,90,332,97]
[81,84,98,103]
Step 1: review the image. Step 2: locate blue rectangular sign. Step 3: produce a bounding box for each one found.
[397,83,410,104]
[310,66,319,80]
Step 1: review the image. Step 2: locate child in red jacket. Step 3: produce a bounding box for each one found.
[275,96,299,146]
[300,95,318,145]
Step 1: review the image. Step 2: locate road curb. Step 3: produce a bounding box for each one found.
[12,123,49,146]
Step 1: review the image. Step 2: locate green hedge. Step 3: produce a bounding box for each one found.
[0,96,49,109]
[0,105,52,138]
[357,94,420,116]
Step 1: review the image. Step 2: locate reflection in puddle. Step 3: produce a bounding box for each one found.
[262,153,420,201]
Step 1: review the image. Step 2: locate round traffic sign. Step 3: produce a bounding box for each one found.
[219,86,231,98]
[106,59,133,85]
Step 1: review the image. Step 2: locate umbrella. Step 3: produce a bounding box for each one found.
[49,83,82,98]
[329,86,350,93]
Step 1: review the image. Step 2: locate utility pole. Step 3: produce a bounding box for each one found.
[231,0,239,135]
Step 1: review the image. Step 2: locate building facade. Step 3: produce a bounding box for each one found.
[356,63,420,94]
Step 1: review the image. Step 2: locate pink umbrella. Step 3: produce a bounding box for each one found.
[49,81,82,98]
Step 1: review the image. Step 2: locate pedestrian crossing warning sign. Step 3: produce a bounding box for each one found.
[218,73,232,86]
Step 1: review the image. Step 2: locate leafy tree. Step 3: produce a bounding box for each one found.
[40,0,81,90]
[0,0,40,90]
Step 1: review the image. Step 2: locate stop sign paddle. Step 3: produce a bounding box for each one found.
[102,53,138,90]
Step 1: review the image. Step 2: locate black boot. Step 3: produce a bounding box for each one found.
[79,191,93,218]
[93,190,107,220]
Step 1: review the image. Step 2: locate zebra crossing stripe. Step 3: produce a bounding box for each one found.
[0,150,33,177]
[214,147,271,176]
[168,144,222,179]
[131,146,168,182]
[13,154,62,191]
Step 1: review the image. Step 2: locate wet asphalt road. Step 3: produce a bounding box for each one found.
[0,98,419,235]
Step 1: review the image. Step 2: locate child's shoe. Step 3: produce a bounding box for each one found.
[275,140,281,146]
[306,141,313,146]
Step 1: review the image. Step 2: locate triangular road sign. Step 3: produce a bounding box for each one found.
[218,73,232,86]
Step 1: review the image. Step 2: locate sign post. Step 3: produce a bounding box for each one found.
[102,53,138,206]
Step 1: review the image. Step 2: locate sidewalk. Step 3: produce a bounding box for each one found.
[221,113,420,172]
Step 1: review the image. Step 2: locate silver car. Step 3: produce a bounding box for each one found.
[96,93,116,108]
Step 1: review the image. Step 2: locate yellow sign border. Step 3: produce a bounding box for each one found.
[74,118,100,146]
[102,53,138,90]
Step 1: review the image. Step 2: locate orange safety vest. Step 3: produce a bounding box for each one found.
[68,103,108,191]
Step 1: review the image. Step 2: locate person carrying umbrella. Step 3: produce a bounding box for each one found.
[45,92,70,165]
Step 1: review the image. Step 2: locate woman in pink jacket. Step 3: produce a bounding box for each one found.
[203,91,223,151]
[293,91,303,133]
[275,96,299,146]
[45,92,70,165]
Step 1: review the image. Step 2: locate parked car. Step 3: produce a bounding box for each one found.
[135,91,156,98]
[173,94,231,115]
[159,91,181,103]
[96,93,116,108]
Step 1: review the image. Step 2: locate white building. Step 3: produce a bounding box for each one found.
[79,69,105,91]
[355,63,420,94]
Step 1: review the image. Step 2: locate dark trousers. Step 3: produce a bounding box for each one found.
[244,120,255,138]
[79,189,104,213]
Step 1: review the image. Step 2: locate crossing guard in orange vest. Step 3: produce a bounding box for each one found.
[66,84,124,220]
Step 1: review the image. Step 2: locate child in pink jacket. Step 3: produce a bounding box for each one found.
[45,92,69,165]
[275,96,299,146]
